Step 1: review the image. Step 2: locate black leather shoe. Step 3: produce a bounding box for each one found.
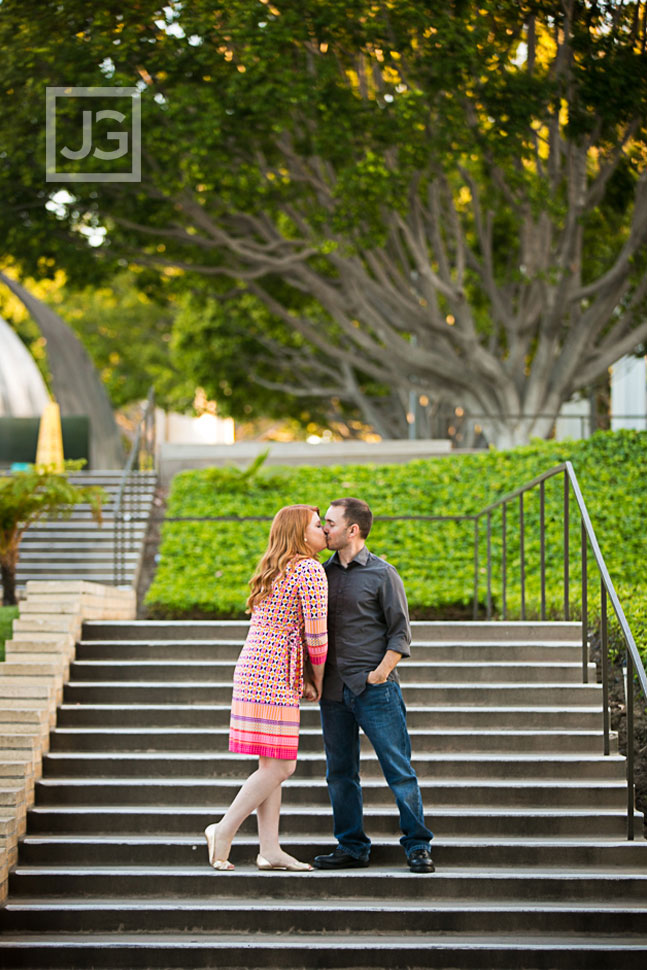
[407,848,435,873]
[313,846,370,869]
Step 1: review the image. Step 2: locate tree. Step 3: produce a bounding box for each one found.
[1,1,646,445]
[170,287,397,436]
[39,269,188,412]
[0,463,104,605]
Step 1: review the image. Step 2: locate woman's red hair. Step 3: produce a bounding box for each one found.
[246,505,320,612]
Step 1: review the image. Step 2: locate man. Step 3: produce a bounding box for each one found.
[314,497,434,874]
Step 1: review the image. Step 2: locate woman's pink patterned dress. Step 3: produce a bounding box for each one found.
[229,557,328,760]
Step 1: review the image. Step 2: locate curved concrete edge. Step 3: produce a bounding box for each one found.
[0,581,136,901]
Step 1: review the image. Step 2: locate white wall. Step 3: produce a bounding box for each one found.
[155,408,235,446]
[554,395,592,441]
[610,355,647,431]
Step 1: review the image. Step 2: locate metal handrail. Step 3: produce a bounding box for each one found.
[473,461,647,839]
[113,388,156,586]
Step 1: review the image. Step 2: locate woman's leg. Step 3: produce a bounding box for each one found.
[209,756,296,863]
[255,781,310,866]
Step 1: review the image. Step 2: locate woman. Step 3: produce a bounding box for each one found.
[205,504,328,871]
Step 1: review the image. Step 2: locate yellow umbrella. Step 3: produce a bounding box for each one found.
[35,400,64,472]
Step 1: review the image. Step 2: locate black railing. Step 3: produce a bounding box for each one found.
[473,461,647,840]
[113,388,156,586]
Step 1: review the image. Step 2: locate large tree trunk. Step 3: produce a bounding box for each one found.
[479,415,557,451]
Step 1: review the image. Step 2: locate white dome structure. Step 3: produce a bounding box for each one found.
[0,314,50,416]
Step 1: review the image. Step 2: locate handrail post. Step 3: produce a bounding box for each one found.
[472,518,479,621]
[626,652,635,840]
[486,512,492,620]
[564,471,570,620]
[540,481,546,621]
[601,583,609,756]
[581,520,588,684]
[501,504,507,621]
[519,494,525,621]
[112,387,155,587]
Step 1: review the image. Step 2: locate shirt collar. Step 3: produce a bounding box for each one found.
[328,545,370,568]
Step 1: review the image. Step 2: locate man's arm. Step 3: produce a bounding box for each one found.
[367,565,411,684]
[367,649,403,684]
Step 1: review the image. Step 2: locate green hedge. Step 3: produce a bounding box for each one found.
[0,606,18,662]
[145,430,647,665]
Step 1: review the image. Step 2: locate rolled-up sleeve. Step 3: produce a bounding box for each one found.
[380,568,411,658]
[296,558,328,666]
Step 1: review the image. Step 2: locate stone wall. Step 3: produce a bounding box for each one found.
[159,438,453,486]
[0,581,136,901]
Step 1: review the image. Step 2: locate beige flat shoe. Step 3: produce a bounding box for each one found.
[205,823,234,870]
[256,853,313,872]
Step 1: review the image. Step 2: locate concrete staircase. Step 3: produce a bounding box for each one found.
[15,471,157,589]
[0,619,645,968]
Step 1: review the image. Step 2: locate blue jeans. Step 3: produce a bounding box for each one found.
[319,681,433,859]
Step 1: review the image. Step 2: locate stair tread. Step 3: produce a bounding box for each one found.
[6,896,647,912]
[47,744,624,752]
[19,835,647,846]
[11,864,647,877]
[0,932,645,949]
[29,805,642,817]
[56,702,605,711]
[36,776,629,786]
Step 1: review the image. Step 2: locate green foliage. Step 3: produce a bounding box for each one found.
[0,605,18,662]
[45,270,187,411]
[146,430,647,670]
[0,461,105,605]
[2,1,646,443]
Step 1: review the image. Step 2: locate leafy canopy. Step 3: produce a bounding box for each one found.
[1,2,647,442]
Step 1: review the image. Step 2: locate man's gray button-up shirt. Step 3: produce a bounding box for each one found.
[322,546,411,702]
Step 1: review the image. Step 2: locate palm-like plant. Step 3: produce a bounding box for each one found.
[0,461,104,605]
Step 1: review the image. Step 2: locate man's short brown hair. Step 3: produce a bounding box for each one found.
[330,497,373,539]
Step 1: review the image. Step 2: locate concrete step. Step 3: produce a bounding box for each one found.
[54,702,607,732]
[40,751,627,782]
[20,534,145,546]
[22,521,147,532]
[3,616,644,970]
[7,865,647,903]
[16,574,136,585]
[46,726,610,755]
[81,620,583,642]
[82,621,252,641]
[61,682,604,706]
[0,932,645,970]
[35,497,155,513]
[2,896,647,937]
[17,567,136,579]
[65,659,597,685]
[33,777,631,809]
[27,805,644,839]
[66,473,157,483]
[15,835,647,870]
[19,552,140,563]
[24,514,150,525]
[76,638,587,663]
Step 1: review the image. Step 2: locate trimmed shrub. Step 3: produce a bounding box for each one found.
[145,430,647,665]
[0,605,18,662]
